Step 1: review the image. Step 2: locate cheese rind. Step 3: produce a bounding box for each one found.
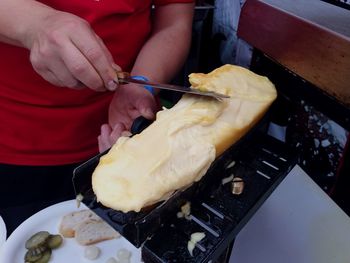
[92,65,277,212]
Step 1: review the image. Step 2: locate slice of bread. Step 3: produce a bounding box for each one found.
[75,219,120,245]
[59,209,100,237]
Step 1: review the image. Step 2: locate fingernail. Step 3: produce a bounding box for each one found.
[142,108,155,119]
[107,80,117,91]
[121,131,132,137]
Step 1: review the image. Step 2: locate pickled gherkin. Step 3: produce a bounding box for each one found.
[24,231,63,263]
[33,249,51,263]
[24,249,43,262]
[25,231,50,250]
[47,235,63,249]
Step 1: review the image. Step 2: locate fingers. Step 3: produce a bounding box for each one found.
[96,35,114,65]
[31,45,79,88]
[137,94,157,120]
[35,69,63,87]
[112,63,122,72]
[98,123,128,153]
[31,39,104,90]
[98,124,112,152]
[70,29,117,91]
[140,107,156,120]
[122,99,156,130]
[121,130,132,137]
[60,41,106,91]
[28,11,120,92]
[110,123,126,143]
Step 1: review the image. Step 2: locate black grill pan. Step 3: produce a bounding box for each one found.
[141,133,296,262]
[72,111,276,248]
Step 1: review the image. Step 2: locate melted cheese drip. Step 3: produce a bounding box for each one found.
[92,65,277,212]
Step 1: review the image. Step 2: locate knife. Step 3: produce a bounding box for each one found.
[114,72,230,100]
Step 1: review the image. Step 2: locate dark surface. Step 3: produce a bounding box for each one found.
[321,0,350,10]
[0,163,78,237]
[332,139,350,216]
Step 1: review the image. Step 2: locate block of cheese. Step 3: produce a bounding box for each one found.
[92,65,277,212]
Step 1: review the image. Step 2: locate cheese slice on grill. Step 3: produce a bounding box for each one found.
[92,65,277,212]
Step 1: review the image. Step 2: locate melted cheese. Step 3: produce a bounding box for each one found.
[92,65,277,212]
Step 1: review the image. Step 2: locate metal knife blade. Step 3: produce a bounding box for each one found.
[114,74,230,100]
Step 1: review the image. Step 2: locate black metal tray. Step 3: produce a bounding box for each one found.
[141,132,296,262]
[72,109,274,248]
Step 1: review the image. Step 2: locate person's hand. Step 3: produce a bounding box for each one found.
[98,84,158,152]
[23,9,119,91]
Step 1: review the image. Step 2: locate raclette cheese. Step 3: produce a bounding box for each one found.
[92,65,277,212]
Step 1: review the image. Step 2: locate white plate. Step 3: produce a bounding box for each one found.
[0,200,141,263]
[0,215,6,251]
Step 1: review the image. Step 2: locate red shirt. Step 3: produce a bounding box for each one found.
[0,0,193,165]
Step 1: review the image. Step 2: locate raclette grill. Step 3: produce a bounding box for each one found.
[72,113,297,262]
[69,0,350,261]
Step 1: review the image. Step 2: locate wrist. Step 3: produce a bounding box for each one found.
[131,75,156,95]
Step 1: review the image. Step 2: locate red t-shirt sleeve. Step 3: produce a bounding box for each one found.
[153,0,194,6]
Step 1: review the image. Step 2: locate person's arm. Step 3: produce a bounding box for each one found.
[0,0,51,47]
[131,2,195,83]
[99,2,195,152]
[0,0,118,91]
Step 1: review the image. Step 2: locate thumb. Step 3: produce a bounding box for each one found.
[140,107,155,120]
[137,95,157,120]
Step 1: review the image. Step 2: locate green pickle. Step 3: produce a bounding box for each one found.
[24,231,63,263]
[25,231,50,249]
[34,249,51,263]
[24,249,43,262]
[47,235,63,249]
[30,246,47,257]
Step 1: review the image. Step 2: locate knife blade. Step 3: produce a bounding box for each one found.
[114,72,230,100]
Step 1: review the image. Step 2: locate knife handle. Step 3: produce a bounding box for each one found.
[116,71,130,80]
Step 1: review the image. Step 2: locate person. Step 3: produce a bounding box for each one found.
[0,0,194,235]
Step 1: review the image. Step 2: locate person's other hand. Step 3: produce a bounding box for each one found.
[98,84,158,152]
[24,10,119,91]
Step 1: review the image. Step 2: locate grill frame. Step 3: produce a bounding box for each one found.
[141,131,297,262]
[72,108,288,248]
[72,106,297,262]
